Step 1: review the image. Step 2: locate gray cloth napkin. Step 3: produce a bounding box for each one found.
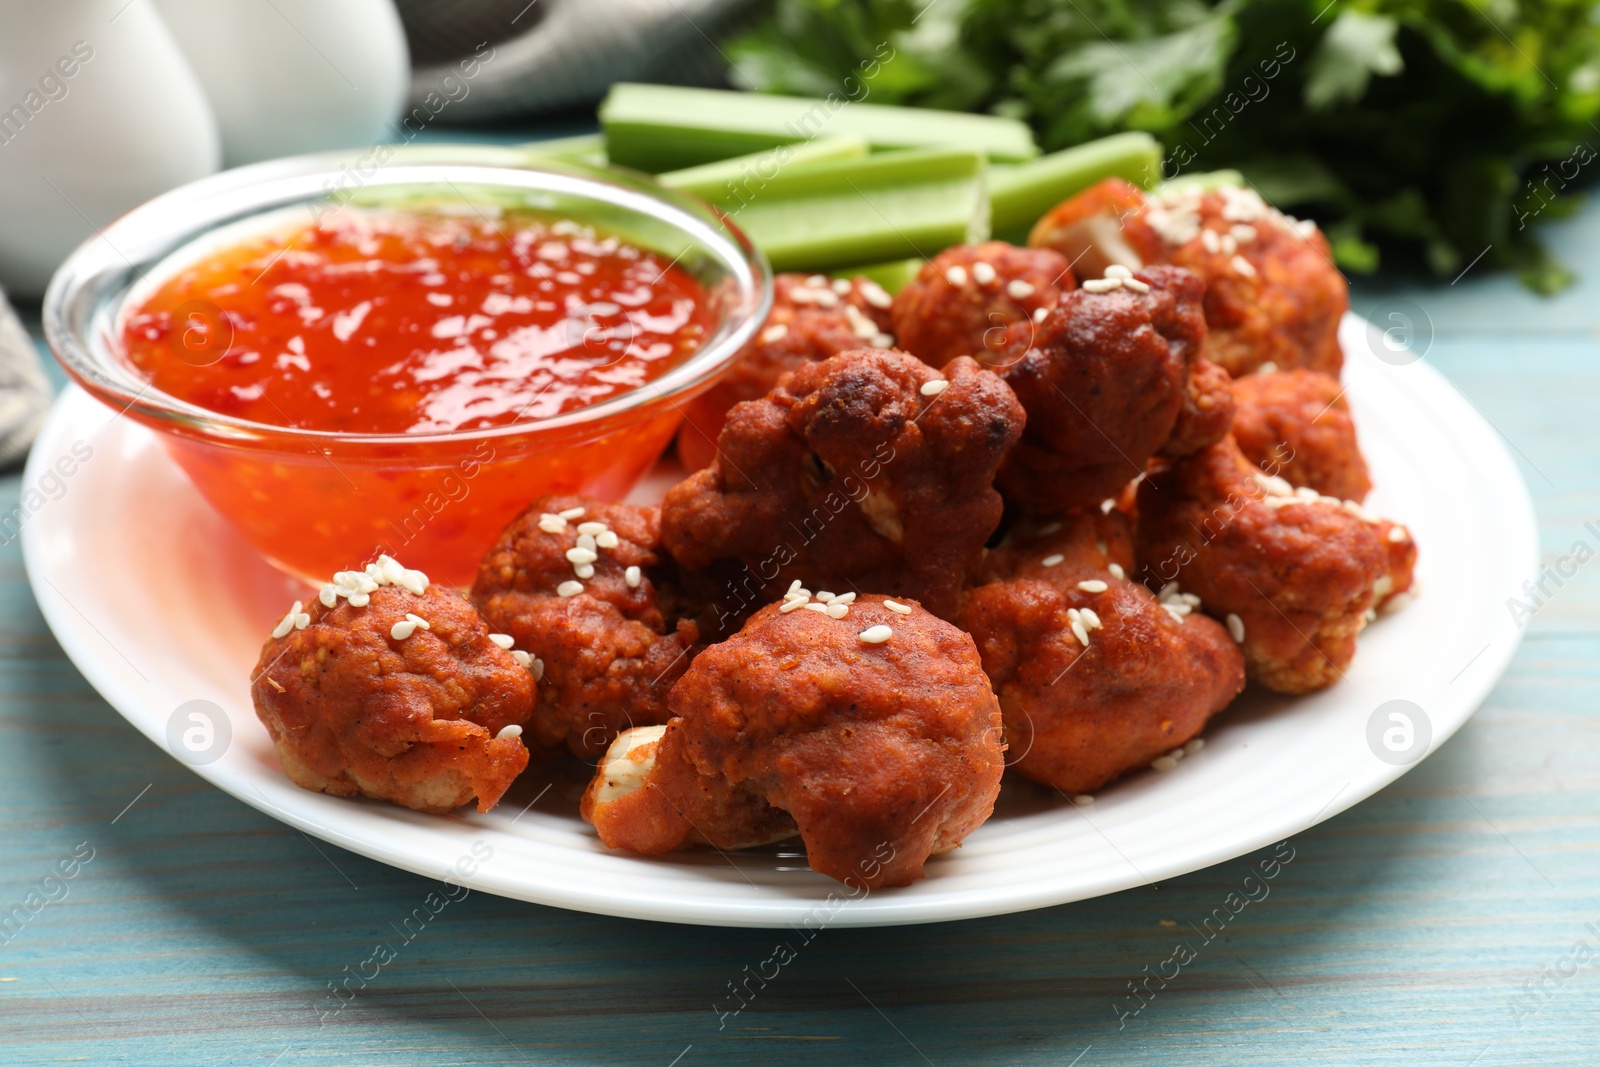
[0,292,51,470]
[396,0,758,122]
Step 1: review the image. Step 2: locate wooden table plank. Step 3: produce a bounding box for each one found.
[1,195,1597,1067]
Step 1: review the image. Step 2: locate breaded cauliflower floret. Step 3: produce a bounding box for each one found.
[1030,178,1348,377]
[662,349,1024,621]
[251,561,534,814]
[1135,436,1394,693]
[996,265,1231,517]
[961,514,1244,795]
[1232,368,1372,503]
[678,273,896,472]
[472,496,700,760]
[581,594,1005,889]
[890,241,1076,370]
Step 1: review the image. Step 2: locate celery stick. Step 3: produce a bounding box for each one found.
[522,132,607,167]
[708,147,989,272]
[988,133,1163,242]
[834,257,925,295]
[600,83,1038,172]
[659,136,870,200]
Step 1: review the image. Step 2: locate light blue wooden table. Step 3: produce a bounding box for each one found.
[2,168,1597,1067]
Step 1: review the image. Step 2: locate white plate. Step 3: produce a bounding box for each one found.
[23,315,1538,928]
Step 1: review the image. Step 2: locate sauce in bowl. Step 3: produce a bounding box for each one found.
[111,204,731,587]
[122,210,713,433]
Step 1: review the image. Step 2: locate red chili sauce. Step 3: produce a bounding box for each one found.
[122,209,713,433]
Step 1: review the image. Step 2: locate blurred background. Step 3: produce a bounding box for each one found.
[8,0,1597,458]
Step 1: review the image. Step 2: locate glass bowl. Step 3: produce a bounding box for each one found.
[44,145,771,588]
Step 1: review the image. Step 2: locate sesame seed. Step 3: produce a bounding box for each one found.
[1081,278,1122,293]
[575,564,595,580]
[1109,563,1125,580]
[597,530,619,550]
[1033,307,1048,323]
[1104,264,1132,280]
[803,602,831,613]
[566,547,598,565]
[530,657,545,680]
[1184,738,1206,756]
[1226,613,1245,643]
[559,506,585,520]
[347,592,369,608]
[806,274,827,287]
[1201,229,1221,254]
[1152,755,1179,772]
[1100,498,1116,514]
[860,280,893,308]
[1163,605,1188,624]
[405,612,430,630]
[1007,279,1034,299]
[557,580,583,598]
[1080,607,1102,630]
[1069,616,1091,647]
[576,533,597,552]
[496,724,523,740]
[577,521,606,535]
[1071,794,1094,807]
[1388,525,1409,543]
[869,331,894,349]
[318,584,338,608]
[1231,224,1256,243]
[884,599,913,614]
[832,277,853,294]
[391,619,417,640]
[920,379,950,397]
[1167,747,1186,761]
[833,592,857,606]
[1038,522,1062,535]
[538,515,566,534]
[489,633,515,649]
[1220,234,1238,256]
[1231,254,1257,277]
[858,624,893,644]
[625,565,642,588]
[1078,579,1108,593]
[971,261,997,285]
[825,602,850,619]
[761,322,789,344]
[511,648,531,667]
[844,303,880,340]
[1042,554,1065,568]
[271,601,309,639]
[944,265,969,286]
[780,597,809,613]
[1123,278,1150,293]
[786,579,803,596]
[1256,361,1278,374]
[815,591,836,603]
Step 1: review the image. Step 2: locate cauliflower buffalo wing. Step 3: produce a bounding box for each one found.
[662,349,1024,621]
[472,496,701,760]
[890,241,1076,370]
[1135,436,1411,693]
[1231,368,1372,503]
[581,593,1005,888]
[961,513,1245,794]
[995,265,1232,516]
[678,273,896,472]
[1030,178,1347,377]
[251,557,534,814]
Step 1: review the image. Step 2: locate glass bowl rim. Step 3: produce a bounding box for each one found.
[42,146,772,447]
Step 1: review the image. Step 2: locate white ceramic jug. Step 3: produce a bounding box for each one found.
[0,0,221,297]
[153,0,410,167]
